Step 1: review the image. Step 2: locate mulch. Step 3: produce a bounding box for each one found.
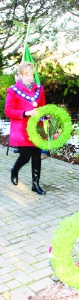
[29,282,79,300]
[47,143,79,164]
[0,131,9,147]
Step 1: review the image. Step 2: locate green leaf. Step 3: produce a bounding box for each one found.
[77,79,79,87]
[64,88,68,96]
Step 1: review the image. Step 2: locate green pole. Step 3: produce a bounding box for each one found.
[22,19,40,84]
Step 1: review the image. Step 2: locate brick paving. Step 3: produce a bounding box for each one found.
[0,145,79,299]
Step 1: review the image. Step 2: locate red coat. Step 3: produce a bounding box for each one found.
[5,80,46,147]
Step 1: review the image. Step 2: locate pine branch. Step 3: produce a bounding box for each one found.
[0,5,12,11]
[3,33,26,52]
[1,0,18,50]
[70,0,79,10]
[3,35,26,58]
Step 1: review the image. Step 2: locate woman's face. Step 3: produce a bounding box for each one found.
[20,69,34,85]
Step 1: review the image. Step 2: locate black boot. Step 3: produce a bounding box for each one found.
[32,157,46,195]
[11,168,18,185]
[11,157,25,185]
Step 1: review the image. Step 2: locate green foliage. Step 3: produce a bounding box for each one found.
[77,79,79,87]
[64,87,68,96]
[64,79,77,96]
[67,79,75,88]
[37,60,79,108]
[38,60,69,85]
[0,73,15,118]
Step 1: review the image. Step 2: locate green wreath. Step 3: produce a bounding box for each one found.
[51,211,79,290]
[27,104,72,150]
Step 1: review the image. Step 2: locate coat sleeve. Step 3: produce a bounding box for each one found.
[4,87,24,120]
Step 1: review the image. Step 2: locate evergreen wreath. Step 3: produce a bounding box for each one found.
[27,104,72,150]
[51,211,79,290]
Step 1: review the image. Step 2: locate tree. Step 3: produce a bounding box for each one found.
[0,0,79,68]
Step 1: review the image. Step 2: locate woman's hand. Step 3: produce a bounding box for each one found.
[25,109,37,117]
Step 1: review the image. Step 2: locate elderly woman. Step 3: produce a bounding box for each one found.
[5,61,46,194]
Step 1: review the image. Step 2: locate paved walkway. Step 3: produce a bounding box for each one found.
[0,145,79,299]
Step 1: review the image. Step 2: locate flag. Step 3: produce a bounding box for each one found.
[22,19,40,84]
[24,43,40,84]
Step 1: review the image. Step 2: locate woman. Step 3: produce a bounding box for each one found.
[5,61,46,194]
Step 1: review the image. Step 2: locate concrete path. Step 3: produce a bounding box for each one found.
[0,145,79,299]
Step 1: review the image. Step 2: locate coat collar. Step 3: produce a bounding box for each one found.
[16,80,39,92]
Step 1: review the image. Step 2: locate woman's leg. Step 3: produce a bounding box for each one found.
[31,147,46,194]
[11,147,30,185]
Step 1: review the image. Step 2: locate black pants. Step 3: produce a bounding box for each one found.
[18,146,41,164]
[13,146,41,183]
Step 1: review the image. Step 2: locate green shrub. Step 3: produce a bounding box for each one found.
[0,73,15,118]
